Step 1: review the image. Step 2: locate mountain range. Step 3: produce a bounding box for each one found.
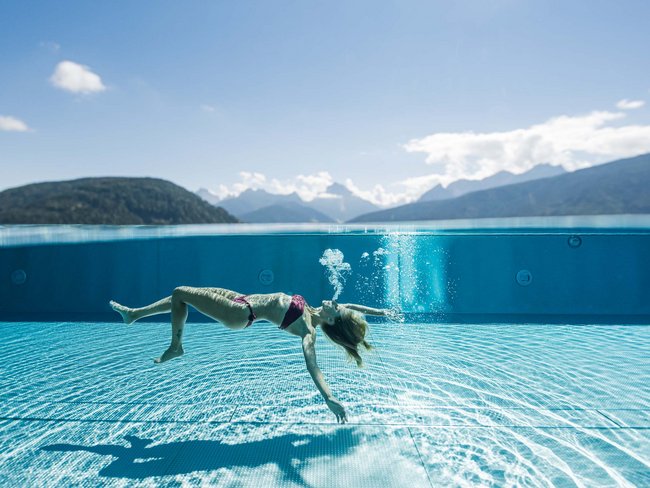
[197,164,570,223]
[418,163,566,201]
[350,153,650,222]
[5,154,643,225]
[197,183,379,223]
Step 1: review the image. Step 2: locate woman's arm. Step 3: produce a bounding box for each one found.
[340,302,405,322]
[339,303,387,316]
[301,333,347,423]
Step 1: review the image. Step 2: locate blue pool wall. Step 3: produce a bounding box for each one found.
[1,231,649,324]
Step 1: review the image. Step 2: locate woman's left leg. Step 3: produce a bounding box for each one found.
[110,287,241,324]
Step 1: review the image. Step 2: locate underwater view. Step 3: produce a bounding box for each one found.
[1,222,649,487]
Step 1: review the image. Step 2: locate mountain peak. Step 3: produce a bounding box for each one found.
[326,182,352,196]
[419,163,567,202]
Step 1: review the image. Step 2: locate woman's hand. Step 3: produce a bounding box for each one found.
[326,397,348,423]
[384,308,405,323]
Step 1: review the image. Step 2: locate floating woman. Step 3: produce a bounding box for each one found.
[110,287,391,423]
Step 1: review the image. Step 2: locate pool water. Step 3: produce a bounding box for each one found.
[0,320,648,486]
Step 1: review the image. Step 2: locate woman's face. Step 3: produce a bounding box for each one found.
[321,300,342,323]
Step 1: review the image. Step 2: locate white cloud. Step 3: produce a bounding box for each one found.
[0,115,30,132]
[214,171,414,208]
[201,104,216,112]
[50,60,106,94]
[404,110,650,183]
[209,105,650,208]
[343,179,410,207]
[295,172,334,198]
[211,171,334,202]
[213,171,469,208]
[616,99,645,110]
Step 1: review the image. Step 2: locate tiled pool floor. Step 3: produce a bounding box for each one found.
[0,322,648,487]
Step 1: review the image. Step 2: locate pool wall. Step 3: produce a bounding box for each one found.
[1,232,649,323]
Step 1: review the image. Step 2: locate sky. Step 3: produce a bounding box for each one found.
[2,0,650,206]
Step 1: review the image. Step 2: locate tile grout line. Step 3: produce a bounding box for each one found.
[5,398,646,412]
[407,426,434,488]
[228,405,238,423]
[596,409,624,428]
[1,416,649,429]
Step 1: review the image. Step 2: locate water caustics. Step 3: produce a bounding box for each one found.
[0,321,648,487]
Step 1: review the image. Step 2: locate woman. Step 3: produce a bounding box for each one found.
[110,287,391,423]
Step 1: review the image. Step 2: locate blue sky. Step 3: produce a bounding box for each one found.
[2,0,650,205]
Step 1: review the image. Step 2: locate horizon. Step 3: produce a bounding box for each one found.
[0,158,571,207]
[2,1,650,206]
[199,160,571,205]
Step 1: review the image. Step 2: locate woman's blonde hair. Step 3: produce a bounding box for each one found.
[320,307,372,367]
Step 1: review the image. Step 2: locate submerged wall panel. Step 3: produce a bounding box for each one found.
[1,229,649,323]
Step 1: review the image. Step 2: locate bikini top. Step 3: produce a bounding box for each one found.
[280,294,306,329]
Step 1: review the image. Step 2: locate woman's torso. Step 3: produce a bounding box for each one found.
[242,292,311,336]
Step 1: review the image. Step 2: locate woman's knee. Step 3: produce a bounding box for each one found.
[172,286,193,305]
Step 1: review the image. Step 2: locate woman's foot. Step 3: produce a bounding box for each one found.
[110,300,135,325]
[154,345,184,363]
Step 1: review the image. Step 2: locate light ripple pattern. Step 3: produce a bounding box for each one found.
[0,321,648,487]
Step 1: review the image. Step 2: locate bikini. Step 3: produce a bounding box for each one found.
[232,295,257,328]
[232,294,305,329]
[280,294,306,329]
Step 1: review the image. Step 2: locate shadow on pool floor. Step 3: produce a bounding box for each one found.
[41,429,359,484]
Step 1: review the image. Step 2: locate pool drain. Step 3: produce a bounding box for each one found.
[258,269,274,285]
[11,269,27,285]
[568,235,582,248]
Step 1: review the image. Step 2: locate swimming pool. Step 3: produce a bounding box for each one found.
[1,218,649,486]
